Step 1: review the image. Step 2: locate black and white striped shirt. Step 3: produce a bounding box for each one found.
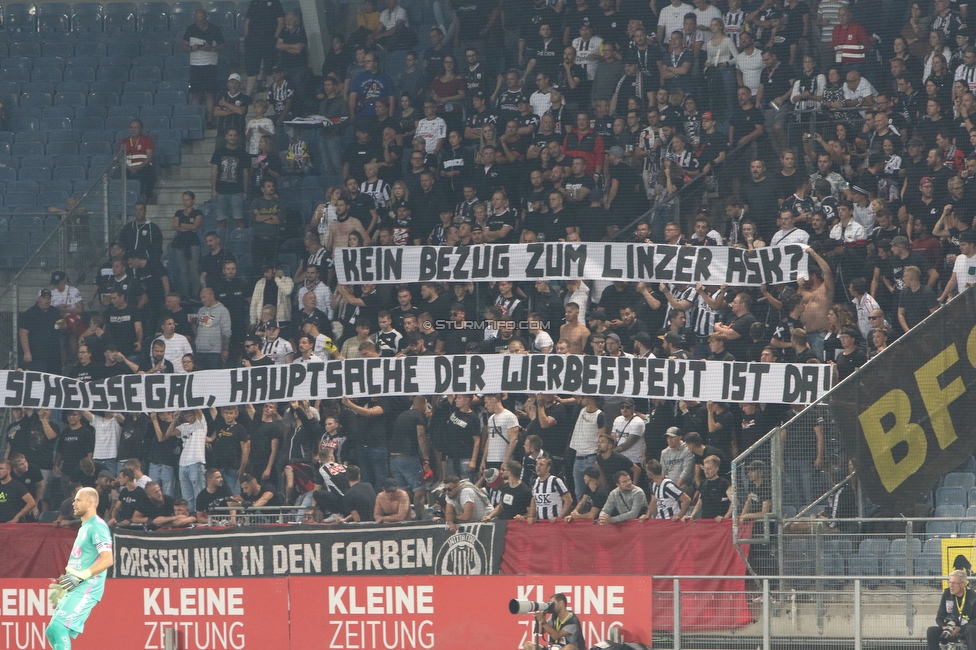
[651,477,684,519]
[955,63,976,92]
[724,10,745,48]
[361,179,391,209]
[691,289,722,338]
[532,475,569,520]
[263,337,294,364]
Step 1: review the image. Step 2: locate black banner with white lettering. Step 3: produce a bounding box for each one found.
[0,356,832,409]
[831,289,976,509]
[113,522,507,578]
[335,242,811,285]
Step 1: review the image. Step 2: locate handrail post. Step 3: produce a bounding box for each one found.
[854,579,862,648]
[102,173,110,248]
[762,578,771,650]
[11,283,18,362]
[672,578,680,650]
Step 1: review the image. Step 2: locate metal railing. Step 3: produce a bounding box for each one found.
[0,149,130,367]
[655,574,945,650]
[207,506,313,525]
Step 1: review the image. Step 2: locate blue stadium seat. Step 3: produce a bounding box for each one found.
[73,116,105,130]
[88,92,120,107]
[75,105,107,118]
[38,11,70,33]
[106,116,137,131]
[9,117,39,132]
[55,166,88,182]
[0,165,18,183]
[19,93,53,109]
[3,57,34,70]
[82,130,114,144]
[66,56,99,71]
[89,153,115,168]
[961,510,976,536]
[130,56,163,71]
[81,140,112,155]
[20,154,52,168]
[1,69,31,84]
[206,7,235,31]
[22,82,55,95]
[55,92,87,107]
[168,11,195,34]
[937,486,967,508]
[0,143,11,157]
[42,106,75,119]
[17,167,51,184]
[141,40,173,57]
[0,44,9,59]
[41,117,72,132]
[154,139,180,165]
[858,538,891,559]
[889,538,922,558]
[66,68,96,87]
[15,132,46,144]
[121,91,154,108]
[130,66,162,83]
[39,180,74,194]
[103,11,135,31]
[164,52,192,68]
[123,81,156,94]
[71,9,102,33]
[72,39,108,57]
[107,106,139,120]
[138,11,170,32]
[9,180,39,194]
[107,41,140,59]
[46,141,78,156]
[0,134,13,147]
[38,191,71,208]
[31,68,63,84]
[945,473,976,492]
[5,192,36,208]
[158,81,191,95]
[140,105,172,118]
[34,57,66,71]
[171,114,203,139]
[162,67,191,83]
[155,91,187,106]
[97,67,129,83]
[929,520,960,537]
[42,43,74,58]
[0,231,32,268]
[54,154,87,168]
[0,82,21,96]
[90,81,123,95]
[9,42,42,58]
[141,115,170,131]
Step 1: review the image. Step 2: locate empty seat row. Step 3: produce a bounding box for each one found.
[935,485,976,508]
[0,39,182,58]
[0,91,188,111]
[0,82,191,99]
[0,52,190,72]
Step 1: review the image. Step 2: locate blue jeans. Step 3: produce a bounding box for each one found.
[149,463,177,498]
[173,244,200,299]
[446,456,477,483]
[179,462,206,504]
[318,134,343,190]
[215,192,244,225]
[354,446,389,490]
[808,330,826,362]
[220,467,241,496]
[785,459,815,510]
[95,458,118,477]
[572,453,597,500]
[389,454,422,492]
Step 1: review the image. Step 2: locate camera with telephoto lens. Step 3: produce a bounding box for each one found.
[509,599,555,615]
[942,617,961,640]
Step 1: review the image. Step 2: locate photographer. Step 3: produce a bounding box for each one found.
[523,593,583,650]
[927,570,976,650]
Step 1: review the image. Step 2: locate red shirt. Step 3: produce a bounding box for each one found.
[119,135,154,168]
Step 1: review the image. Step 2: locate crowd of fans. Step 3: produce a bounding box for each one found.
[2,0,976,529]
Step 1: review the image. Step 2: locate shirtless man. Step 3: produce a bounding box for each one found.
[796,247,832,361]
[373,477,415,522]
[559,302,590,354]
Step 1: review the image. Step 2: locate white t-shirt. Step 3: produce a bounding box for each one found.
[736,48,764,95]
[449,485,490,521]
[770,228,810,246]
[572,36,603,80]
[533,330,554,352]
[611,415,646,464]
[486,409,519,463]
[659,3,695,39]
[51,285,83,310]
[246,117,275,155]
[156,334,194,373]
[830,220,867,243]
[693,4,723,32]
[415,117,447,153]
[952,251,976,293]
[178,418,208,466]
[379,5,408,30]
[92,415,121,459]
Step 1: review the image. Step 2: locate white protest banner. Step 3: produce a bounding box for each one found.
[335,243,810,285]
[1,356,831,410]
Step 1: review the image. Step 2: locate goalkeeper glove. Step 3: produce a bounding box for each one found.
[57,567,92,592]
[48,583,66,608]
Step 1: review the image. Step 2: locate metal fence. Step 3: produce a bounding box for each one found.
[657,575,944,650]
[0,149,131,368]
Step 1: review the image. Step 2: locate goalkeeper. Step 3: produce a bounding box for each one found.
[46,487,114,650]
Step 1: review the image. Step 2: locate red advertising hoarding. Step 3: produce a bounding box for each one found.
[289,575,653,650]
[2,576,649,650]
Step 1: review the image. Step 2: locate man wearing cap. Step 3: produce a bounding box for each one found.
[610,399,645,465]
[214,74,252,139]
[49,272,83,318]
[660,426,694,488]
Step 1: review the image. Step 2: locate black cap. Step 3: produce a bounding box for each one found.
[633,332,653,346]
[38,288,52,297]
[960,229,976,244]
[50,271,66,285]
[450,302,466,313]
[265,319,280,329]
[473,89,487,99]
